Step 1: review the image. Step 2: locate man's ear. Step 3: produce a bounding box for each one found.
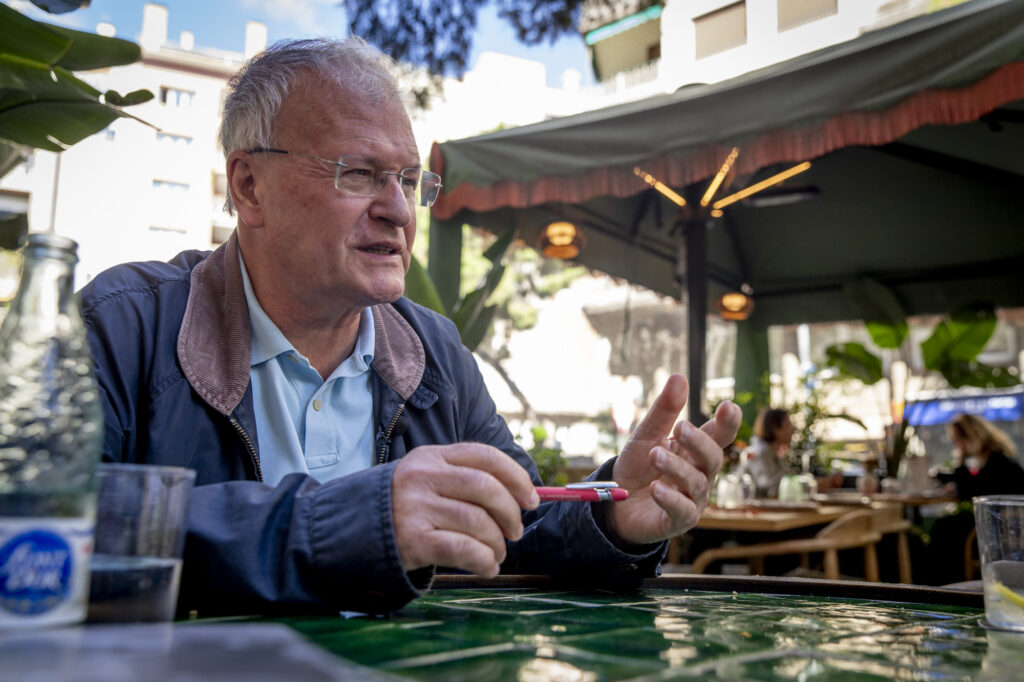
[226,150,263,227]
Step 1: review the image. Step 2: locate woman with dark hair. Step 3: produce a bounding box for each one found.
[742,408,794,498]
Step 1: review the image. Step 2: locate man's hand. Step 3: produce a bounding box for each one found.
[391,443,539,577]
[609,374,741,545]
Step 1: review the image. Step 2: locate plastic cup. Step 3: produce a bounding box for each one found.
[974,495,1024,632]
[86,463,195,623]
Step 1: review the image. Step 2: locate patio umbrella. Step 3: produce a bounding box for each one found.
[429,0,1024,415]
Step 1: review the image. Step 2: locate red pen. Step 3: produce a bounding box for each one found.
[535,482,629,502]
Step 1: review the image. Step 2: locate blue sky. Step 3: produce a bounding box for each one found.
[9,0,593,86]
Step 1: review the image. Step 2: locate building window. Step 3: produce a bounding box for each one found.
[778,0,838,32]
[156,132,193,147]
[159,86,194,108]
[695,2,747,60]
[103,127,116,141]
[647,43,661,61]
[153,180,190,194]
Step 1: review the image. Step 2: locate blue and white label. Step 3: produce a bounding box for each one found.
[0,517,93,627]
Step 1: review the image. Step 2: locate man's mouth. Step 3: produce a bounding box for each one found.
[359,243,401,256]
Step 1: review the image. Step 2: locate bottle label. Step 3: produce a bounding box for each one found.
[0,517,93,627]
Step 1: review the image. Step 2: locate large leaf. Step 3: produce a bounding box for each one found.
[0,3,151,158]
[939,359,1019,389]
[824,342,884,385]
[0,56,101,101]
[460,303,498,352]
[842,278,907,349]
[404,254,447,315]
[0,3,70,65]
[0,212,28,250]
[0,99,121,150]
[921,306,998,370]
[48,25,142,71]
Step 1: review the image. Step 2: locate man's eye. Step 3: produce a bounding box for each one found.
[399,175,418,189]
[343,167,374,178]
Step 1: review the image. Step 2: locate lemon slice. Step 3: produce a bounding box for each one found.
[992,581,1024,609]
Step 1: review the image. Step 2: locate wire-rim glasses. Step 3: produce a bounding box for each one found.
[248,148,443,207]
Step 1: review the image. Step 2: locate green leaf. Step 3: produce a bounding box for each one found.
[459,304,498,352]
[842,278,907,349]
[939,359,1019,389]
[0,99,121,150]
[921,306,997,370]
[824,342,884,385]
[482,226,515,263]
[48,25,142,71]
[0,55,101,102]
[403,254,447,315]
[0,212,28,250]
[103,89,153,106]
[0,3,70,65]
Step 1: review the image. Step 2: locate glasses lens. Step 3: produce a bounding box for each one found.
[419,172,442,207]
[334,156,378,196]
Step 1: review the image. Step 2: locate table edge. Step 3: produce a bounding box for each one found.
[431,574,984,608]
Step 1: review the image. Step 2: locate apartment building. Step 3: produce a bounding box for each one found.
[581,0,945,102]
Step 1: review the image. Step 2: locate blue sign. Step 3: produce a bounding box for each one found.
[904,392,1024,427]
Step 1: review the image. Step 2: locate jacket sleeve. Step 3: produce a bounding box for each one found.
[447,341,666,585]
[179,465,429,617]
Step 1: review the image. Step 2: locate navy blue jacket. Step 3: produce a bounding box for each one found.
[80,235,663,616]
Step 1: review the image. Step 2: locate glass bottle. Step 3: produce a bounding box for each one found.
[0,233,102,628]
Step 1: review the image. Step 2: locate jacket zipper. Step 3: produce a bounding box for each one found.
[229,416,263,482]
[377,403,405,465]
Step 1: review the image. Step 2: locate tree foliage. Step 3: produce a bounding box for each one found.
[343,0,590,79]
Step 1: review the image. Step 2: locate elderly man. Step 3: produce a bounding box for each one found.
[81,37,740,616]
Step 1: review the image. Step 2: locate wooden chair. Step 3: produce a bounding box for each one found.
[690,509,882,581]
[870,504,913,584]
[964,526,981,581]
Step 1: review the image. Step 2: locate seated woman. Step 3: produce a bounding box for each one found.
[947,413,1024,500]
[924,413,1024,585]
[742,408,794,498]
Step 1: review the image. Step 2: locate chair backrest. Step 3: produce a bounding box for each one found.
[868,504,911,533]
[816,509,874,539]
[965,526,981,581]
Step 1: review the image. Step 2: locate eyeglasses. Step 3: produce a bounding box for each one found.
[247,148,444,208]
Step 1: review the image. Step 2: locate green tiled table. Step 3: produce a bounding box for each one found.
[265,576,1023,680]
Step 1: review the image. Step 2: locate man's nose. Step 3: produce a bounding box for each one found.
[370,175,414,226]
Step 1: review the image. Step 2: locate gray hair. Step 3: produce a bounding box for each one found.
[220,37,403,214]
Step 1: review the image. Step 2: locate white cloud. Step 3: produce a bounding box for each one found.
[239,0,345,37]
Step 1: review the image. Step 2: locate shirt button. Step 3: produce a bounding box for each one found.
[313,399,322,411]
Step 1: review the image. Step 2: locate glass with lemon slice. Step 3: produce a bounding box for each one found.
[975,495,1024,632]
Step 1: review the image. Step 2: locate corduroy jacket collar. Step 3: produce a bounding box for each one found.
[176,232,425,416]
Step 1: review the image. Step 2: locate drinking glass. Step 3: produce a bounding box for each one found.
[974,495,1024,632]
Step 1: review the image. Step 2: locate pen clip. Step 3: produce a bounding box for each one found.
[565,481,619,490]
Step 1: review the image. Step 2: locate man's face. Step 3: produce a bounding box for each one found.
[247,72,419,312]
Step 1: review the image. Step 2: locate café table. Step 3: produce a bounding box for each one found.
[3,574,1008,681]
[696,503,854,532]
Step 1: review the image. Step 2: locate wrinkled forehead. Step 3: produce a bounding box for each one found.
[273,70,416,154]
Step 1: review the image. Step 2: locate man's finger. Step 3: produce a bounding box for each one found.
[436,443,539,510]
[699,400,742,447]
[628,374,688,445]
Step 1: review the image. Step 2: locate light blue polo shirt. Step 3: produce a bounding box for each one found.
[239,254,376,486]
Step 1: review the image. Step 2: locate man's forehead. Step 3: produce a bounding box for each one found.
[276,76,416,154]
